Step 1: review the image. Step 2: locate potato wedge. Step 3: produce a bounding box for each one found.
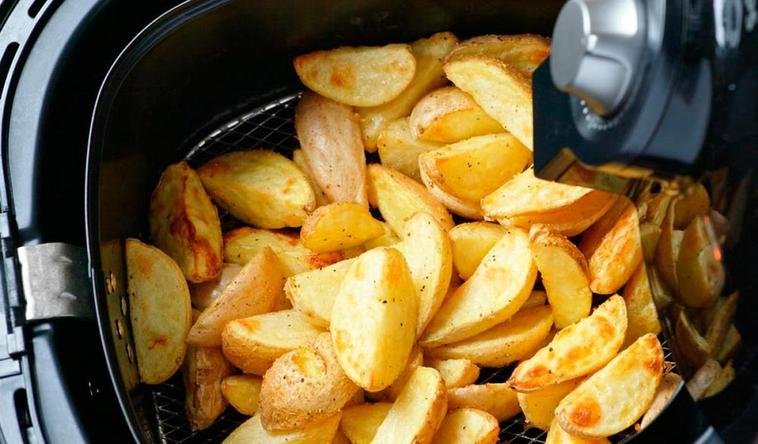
[149,161,223,283]
[333,430,351,444]
[421,227,537,347]
[518,378,584,431]
[221,309,325,375]
[686,359,722,401]
[294,44,416,107]
[380,346,424,400]
[445,34,550,75]
[295,92,368,206]
[367,164,454,235]
[448,222,507,280]
[377,118,442,180]
[223,413,340,444]
[546,419,610,444]
[674,310,711,368]
[292,148,330,207]
[640,372,682,429]
[622,264,661,347]
[224,227,342,276]
[371,367,447,444]
[433,408,499,444]
[126,238,192,384]
[444,56,533,149]
[427,305,553,367]
[716,324,741,363]
[410,87,504,143]
[654,200,684,292]
[198,150,315,228]
[364,222,400,250]
[676,216,725,307]
[190,263,241,310]
[301,202,384,252]
[529,225,591,328]
[638,222,662,263]
[508,296,627,392]
[425,358,480,389]
[187,247,284,347]
[704,360,735,398]
[184,345,233,430]
[421,169,483,219]
[447,383,521,421]
[340,403,393,444]
[259,333,359,431]
[359,33,458,151]
[331,248,418,391]
[674,183,710,229]
[284,258,355,327]
[222,374,262,416]
[523,290,548,308]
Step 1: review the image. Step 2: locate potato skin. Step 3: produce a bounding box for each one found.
[150,161,223,283]
[184,345,233,431]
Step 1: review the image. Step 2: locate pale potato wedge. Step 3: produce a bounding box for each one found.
[447,383,521,421]
[187,247,284,347]
[715,324,741,363]
[190,263,241,310]
[126,238,192,384]
[444,56,533,149]
[222,374,262,416]
[421,227,537,347]
[421,170,483,219]
[284,258,355,327]
[517,378,584,431]
[221,309,326,375]
[654,200,683,292]
[425,358,480,389]
[676,216,725,307]
[410,87,504,143]
[427,305,553,367]
[301,202,384,252]
[640,372,682,429]
[448,222,507,280]
[377,118,442,180]
[223,413,340,444]
[295,92,368,206]
[674,310,711,368]
[638,222,662,263]
[367,164,454,235]
[556,334,663,438]
[673,183,710,229]
[364,221,400,249]
[508,296,627,392]
[150,161,223,283]
[380,346,424,400]
[546,419,610,444]
[703,360,735,398]
[198,150,315,229]
[529,225,591,328]
[259,333,359,431]
[331,248,418,391]
[393,212,453,336]
[371,367,447,444]
[445,34,551,75]
[686,359,721,401]
[622,264,661,347]
[184,345,233,431]
[340,403,393,444]
[523,290,548,308]
[432,408,499,444]
[292,148,330,207]
[224,227,342,276]
[359,33,458,151]
[294,44,416,107]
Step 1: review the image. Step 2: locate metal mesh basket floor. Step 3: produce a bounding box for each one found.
[149,92,678,444]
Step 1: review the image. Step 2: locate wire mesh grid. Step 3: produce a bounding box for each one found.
[147,92,679,443]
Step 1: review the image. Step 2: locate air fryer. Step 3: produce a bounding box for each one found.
[0,0,755,443]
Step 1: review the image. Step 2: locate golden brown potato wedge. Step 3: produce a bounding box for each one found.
[674,183,710,229]
[292,148,330,207]
[674,310,711,368]
[546,419,610,444]
[295,92,368,206]
[367,164,454,235]
[704,360,735,398]
[421,227,537,347]
[676,216,725,307]
[433,408,500,444]
[377,118,442,180]
[222,374,262,416]
[150,161,223,283]
[126,238,192,384]
[284,258,354,327]
[425,358,480,389]
[190,263,241,310]
[444,56,533,149]
[445,34,551,75]
[379,346,424,400]
[222,413,340,444]
[638,222,662,263]
[556,334,663,438]
[421,169,483,219]
[359,32,458,151]
[221,309,326,375]
[410,87,504,143]
[333,429,351,444]
[371,367,448,444]
[301,202,384,252]
[426,305,553,367]
[518,378,584,431]
[259,333,359,431]
[187,247,284,347]
[331,248,418,391]
[340,402,393,444]
[447,383,521,421]
[686,359,722,401]
[223,227,342,276]
[294,44,416,107]
[640,372,682,429]
[622,264,661,347]
[184,345,233,431]
[198,150,315,229]
[508,296,627,392]
[529,225,592,328]
[448,222,507,280]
